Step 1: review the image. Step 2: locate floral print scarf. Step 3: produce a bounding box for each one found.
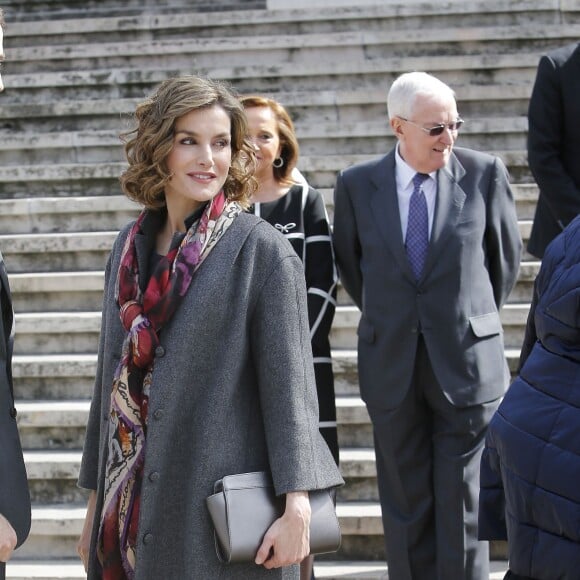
[98,192,241,579]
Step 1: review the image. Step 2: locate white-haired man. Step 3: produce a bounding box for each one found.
[333,72,521,580]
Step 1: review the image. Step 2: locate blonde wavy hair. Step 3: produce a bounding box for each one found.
[120,76,257,209]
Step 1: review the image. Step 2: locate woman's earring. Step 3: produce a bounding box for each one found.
[273,157,284,168]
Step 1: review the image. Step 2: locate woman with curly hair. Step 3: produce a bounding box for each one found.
[76,75,342,580]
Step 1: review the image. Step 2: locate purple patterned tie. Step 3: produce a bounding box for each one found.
[405,173,429,280]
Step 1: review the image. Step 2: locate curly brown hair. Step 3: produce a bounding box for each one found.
[239,95,299,186]
[120,76,257,210]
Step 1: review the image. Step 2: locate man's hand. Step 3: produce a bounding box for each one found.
[0,513,18,562]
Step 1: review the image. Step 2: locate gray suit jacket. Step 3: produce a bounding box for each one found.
[0,252,31,548]
[333,147,522,410]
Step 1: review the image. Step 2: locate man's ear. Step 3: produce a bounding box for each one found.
[390,117,404,138]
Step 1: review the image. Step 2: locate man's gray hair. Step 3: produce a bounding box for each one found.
[387,72,456,121]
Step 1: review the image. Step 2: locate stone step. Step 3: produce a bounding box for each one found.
[20,444,378,503]
[0,150,532,197]
[9,271,105,313]
[6,0,572,42]
[0,52,542,106]
[7,257,537,316]
[4,559,511,579]
[0,83,534,134]
[5,259,539,313]
[7,24,580,78]
[0,117,530,166]
[0,231,116,272]
[6,559,86,580]
[10,346,524,404]
[24,450,88,505]
[17,401,89,450]
[11,297,530,356]
[12,354,97,401]
[5,0,264,22]
[0,196,139,235]
[11,500,386,561]
[315,560,510,579]
[12,506,85,560]
[5,0,569,43]
[0,183,538,235]
[16,397,375,450]
[14,312,102,355]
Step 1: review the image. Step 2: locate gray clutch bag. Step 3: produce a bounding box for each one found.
[206,471,341,564]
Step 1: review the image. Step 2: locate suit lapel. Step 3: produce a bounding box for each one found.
[368,152,416,279]
[421,153,467,279]
[0,253,14,381]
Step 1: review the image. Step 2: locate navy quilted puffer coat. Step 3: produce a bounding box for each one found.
[479,215,580,580]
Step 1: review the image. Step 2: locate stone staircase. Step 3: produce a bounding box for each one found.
[2,0,579,577]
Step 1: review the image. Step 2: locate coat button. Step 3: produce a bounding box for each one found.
[149,471,160,482]
[155,345,165,357]
[153,409,164,420]
[143,533,153,545]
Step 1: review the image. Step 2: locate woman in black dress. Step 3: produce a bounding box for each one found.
[241,95,339,580]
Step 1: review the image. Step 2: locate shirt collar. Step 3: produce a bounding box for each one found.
[395,144,437,189]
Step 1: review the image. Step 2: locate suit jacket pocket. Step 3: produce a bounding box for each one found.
[357,316,376,343]
[469,311,502,338]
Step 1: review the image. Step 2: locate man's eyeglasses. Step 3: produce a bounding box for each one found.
[398,117,464,137]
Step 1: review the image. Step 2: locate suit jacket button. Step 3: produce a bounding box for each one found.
[155,345,165,357]
[143,533,153,545]
[149,471,160,482]
[153,409,164,420]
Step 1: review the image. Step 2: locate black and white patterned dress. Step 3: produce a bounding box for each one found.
[251,182,339,464]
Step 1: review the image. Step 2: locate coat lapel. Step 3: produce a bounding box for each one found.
[368,151,415,279]
[421,152,467,279]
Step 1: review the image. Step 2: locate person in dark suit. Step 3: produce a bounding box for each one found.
[0,9,32,578]
[527,42,580,259]
[333,71,522,580]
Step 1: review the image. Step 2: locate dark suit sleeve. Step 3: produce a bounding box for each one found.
[484,157,522,309]
[478,443,508,541]
[333,172,363,309]
[527,54,580,226]
[0,265,31,548]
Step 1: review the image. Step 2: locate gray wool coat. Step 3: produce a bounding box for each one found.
[78,211,343,579]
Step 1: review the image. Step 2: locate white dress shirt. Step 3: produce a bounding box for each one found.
[394,146,437,241]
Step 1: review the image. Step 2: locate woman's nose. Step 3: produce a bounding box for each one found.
[197,144,213,165]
